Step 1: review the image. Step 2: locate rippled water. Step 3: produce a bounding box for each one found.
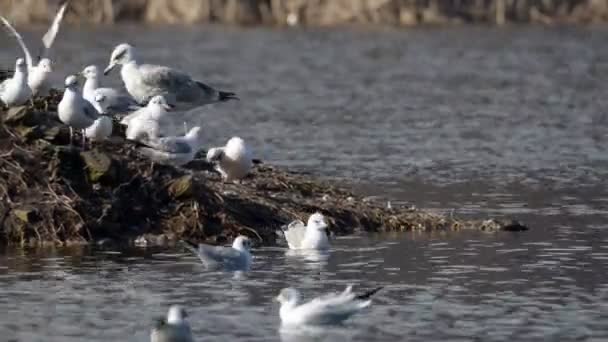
[1,25,608,341]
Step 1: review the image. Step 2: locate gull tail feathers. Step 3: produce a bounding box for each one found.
[355,286,383,301]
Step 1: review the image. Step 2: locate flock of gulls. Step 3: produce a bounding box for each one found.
[0,3,382,341]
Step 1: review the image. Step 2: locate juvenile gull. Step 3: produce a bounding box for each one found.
[103,43,238,110]
[58,75,99,146]
[0,1,69,96]
[80,65,139,114]
[136,126,202,166]
[0,58,31,107]
[276,286,382,326]
[150,305,194,342]
[84,94,113,143]
[123,95,172,141]
[206,137,252,182]
[181,235,252,271]
[281,213,330,250]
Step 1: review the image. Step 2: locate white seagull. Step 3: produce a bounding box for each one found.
[150,305,194,342]
[103,43,238,110]
[84,94,113,143]
[206,137,252,183]
[135,126,203,166]
[80,64,139,114]
[281,213,330,250]
[181,235,252,271]
[0,1,69,96]
[58,75,99,146]
[0,58,32,107]
[276,286,382,326]
[123,95,172,141]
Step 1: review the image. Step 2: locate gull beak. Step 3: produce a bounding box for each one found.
[162,103,174,111]
[103,63,116,75]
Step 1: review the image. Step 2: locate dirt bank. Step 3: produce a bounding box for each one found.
[0,90,527,247]
[2,0,607,27]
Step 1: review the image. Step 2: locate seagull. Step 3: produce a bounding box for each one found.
[276,286,383,326]
[80,64,139,115]
[281,213,330,250]
[103,43,238,110]
[123,95,172,141]
[181,235,252,271]
[0,1,69,96]
[206,137,252,183]
[84,94,113,144]
[135,126,203,166]
[0,58,31,107]
[150,305,194,342]
[58,75,99,146]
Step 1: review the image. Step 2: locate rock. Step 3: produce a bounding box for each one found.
[12,207,39,223]
[167,175,194,199]
[500,220,529,232]
[80,149,116,183]
[3,106,30,125]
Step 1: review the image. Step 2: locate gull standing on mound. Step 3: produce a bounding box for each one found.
[0,1,69,96]
[206,137,252,183]
[80,65,139,114]
[181,235,252,271]
[123,95,172,141]
[84,94,113,143]
[135,126,203,166]
[281,213,330,250]
[103,43,238,110]
[150,305,194,342]
[276,286,382,326]
[0,58,31,107]
[58,75,99,146]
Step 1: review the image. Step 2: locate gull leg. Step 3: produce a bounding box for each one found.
[69,127,73,146]
[81,129,87,150]
[183,121,188,135]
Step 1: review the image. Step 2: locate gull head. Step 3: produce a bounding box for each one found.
[64,75,79,89]
[81,65,99,79]
[38,58,52,73]
[148,95,173,111]
[276,288,300,305]
[224,136,248,159]
[232,235,251,252]
[104,43,135,75]
[307,212,328,231]
[206,147,224,163]
[93,93,108,113]
[166,305,188,324]
[15,58,26,71]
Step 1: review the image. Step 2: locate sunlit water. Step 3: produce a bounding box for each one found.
[1,25,607,341]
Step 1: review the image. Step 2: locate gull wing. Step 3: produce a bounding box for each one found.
[41,0,69,53]
[0,16,33,69]
[282,220,307,249]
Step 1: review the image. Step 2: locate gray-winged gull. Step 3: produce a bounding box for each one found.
[150,305,194,342]
[206,136,252,183]
[135,126,202,166]
[0,58,31,107]
[103,43,238,110]
[123,95,172,141]
[80,64,139,115]
[58,75,99,146]
[0,1,69,96]
[181,235,252,271]
[276,286,382,326]
[281,213,330,250]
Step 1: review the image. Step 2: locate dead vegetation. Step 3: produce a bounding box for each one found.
[0,91,528,247]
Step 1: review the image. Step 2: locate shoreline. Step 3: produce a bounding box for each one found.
[0,91,528,247]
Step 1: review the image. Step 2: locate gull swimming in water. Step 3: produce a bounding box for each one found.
[136,126,202,166]
[58,75,99,146]
[80,65,139,114]
[276,286,382,326]
[123,95,172,141]
[0,1,69,96]
[181,235,252,271]
[0,58,31,107]
[281,213,330,250]
[84,94,113,143]
[206,137,252,182]
[103,43,238,110]
[150,305,194,342]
